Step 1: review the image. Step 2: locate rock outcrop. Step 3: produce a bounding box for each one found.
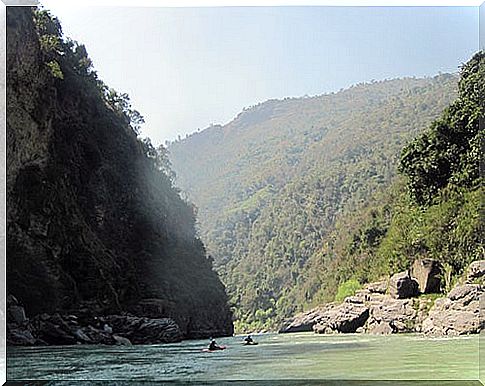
[365,297,417,334]
[104,315,182,344]
[280,283,428,336]
[422,284,483,336]
[7,296,183,346]
[466,260,485,284]
[280,261,484,336]
[411,259,442,293]
[6,7,233,341]
[389,271,419,299]
[422,261,485,336]
[279,304,336,333]
[280,282,376,334]
[313,301,369,334]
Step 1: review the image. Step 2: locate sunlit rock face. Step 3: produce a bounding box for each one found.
[6,7,233,340]
[411,259,442,294]
[280,261,485,337]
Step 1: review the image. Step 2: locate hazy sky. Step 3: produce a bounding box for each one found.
[41,4,479,144]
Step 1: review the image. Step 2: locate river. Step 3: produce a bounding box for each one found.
[6,332,481,384]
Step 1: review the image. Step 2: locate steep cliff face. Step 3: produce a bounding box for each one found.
[6,7,233,339]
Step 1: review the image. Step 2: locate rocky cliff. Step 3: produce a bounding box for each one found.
[6,7,233,341]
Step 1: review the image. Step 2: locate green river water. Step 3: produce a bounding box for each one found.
[6,332,482,384]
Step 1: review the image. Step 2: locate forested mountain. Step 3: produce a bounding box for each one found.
[7,7,233,338]
[169,72,460,331]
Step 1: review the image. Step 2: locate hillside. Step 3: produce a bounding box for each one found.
[6,7,233,339]
[169,71,459,330]
[281,51,484,336]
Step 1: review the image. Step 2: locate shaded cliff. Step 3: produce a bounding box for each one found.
[6,7,233,339]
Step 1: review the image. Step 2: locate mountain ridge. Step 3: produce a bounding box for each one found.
[169,72,459,330]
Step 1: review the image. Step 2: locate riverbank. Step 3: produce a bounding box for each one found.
[6,295,232,346]
[280,260,484,336]
[6,295,184,346]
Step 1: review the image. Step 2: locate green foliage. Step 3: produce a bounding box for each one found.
[171,51,483,330]
[335,279,361,302]
[104,88,145,135]
[170,73,459,329]
[234,307,277,333]
[46,60,63,79]
[378,186,484,279]
[334,53,484,294]
[33,9,62,37]
[34,9,63,60]
[39,34,61,53]
[380,51,485,280]
[71,44,94,75]
[33,6,145,137]
[399,51,484,206]
[417,293,441,317]
[141,137,176,184]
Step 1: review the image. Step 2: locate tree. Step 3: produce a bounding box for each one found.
[399,51,484,206]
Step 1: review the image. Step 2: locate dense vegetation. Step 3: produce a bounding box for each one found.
[381,52,483,284]
[170,70,462,331]
[312,52,484,305]
[7,7,233,338]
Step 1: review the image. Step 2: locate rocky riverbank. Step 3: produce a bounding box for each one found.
[7,295,182,346]
[280,260,484,336]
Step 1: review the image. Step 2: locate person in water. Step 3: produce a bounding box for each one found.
[244,335,254,344]
[208,338,221,351]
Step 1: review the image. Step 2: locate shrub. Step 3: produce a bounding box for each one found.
[46,60,63,79]
[335,278,361,302]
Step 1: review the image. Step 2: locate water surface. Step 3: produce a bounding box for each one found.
[7,332,480,383]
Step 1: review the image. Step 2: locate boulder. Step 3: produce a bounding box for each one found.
[466,260,485,284]
[38,324,77,345]
[313,302,369,333]
[411,259,442,293]
[422,283,483,336]
[81,325,115,345]
[364,280,388,294]
[34,317,78,345]
[364,297,417,334]
[8,305,28,324]
[72,328,93,343]
[31,313,110,345]
[368,321,394,335]
[7,328,36,345]
[280,262,485,337]
[389,271,419,299]
[5,296,186,346]
[105,315,183,344]
[279,304,335,333]
[7,294,19,307]
[113,335,132,346]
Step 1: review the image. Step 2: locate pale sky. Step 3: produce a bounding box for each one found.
[41,4,479,144]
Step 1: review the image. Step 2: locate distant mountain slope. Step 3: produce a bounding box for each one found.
[7,7,233,339]
[170,72,458,330]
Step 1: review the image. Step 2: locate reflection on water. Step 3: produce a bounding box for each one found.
[6,333,479,383]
